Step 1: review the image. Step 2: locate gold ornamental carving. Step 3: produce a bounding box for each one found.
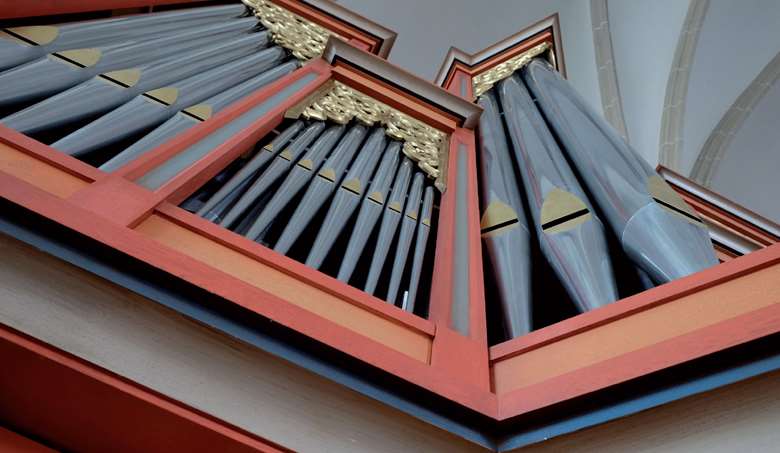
[286,80,449,186]
[242,0,340,61]
[472,41,552,98]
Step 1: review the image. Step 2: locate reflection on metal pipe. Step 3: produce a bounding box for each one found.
[498,75,618,312]
[336,143,402,282]
[476,90,533,337]
[363,158,414,295]
[52,46,286,156]
[219,121,326,228]
[243,124,345,240]
[386,172,424,305]
[522,59,718,283]
[305,128,387,268]
[100,60,298,172]
[2,32,269,134]
[197,121,305,222]
[0,18,257,106]
[274,124,368,253]
[402,186,434,314]
[0,4,245,71]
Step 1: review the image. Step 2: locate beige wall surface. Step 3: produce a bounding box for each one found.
[1,232,778,452]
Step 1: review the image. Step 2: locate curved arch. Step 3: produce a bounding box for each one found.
[658,0,709,169]
[690,51,780,186]
[590,0,629,141]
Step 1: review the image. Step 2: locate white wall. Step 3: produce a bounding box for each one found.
[711,80,780,223]
[680,0,780,174]
[337,0,603,115]
[607,0,689,166]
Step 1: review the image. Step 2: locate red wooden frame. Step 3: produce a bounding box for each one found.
[1,1,779,435]
[0,322,289,452]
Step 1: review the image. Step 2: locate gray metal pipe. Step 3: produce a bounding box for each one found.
[385,172,425,305]
[476,90,534,337]
[402,185,434,314]
[522,59,718,283]
[498,74,618,313]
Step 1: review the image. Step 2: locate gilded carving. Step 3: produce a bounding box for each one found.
[472,41,552,98]
[286,80,449,186]
[242,0,340,61]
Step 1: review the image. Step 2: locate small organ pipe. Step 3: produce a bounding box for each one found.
[2,32,269,134]
[385,172,425,305]
[219,122,326,228]
[273,125,369,253]
[402,186,434,313]
[243,124,345,240]
[304,128,387,268]
[197,121,305,221]
[0,4,245,71]
[52,46,286,156]
[363,158,414,294]
[336,144,402,282]
[100,61,298,172]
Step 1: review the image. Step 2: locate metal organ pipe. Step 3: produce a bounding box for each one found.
[522,59,718,283]
[1,32,270,134]
[385,172,425,305]
[218,122,327,229]
[196,121,305,222]
[498,74,618,313]
[0,18,258,106]
[100,61,299,172]
[273,124,370,253]
[403,186,434,314]
[0,4,246,71]
[476,91,534,337]
[52,46,287,156]
[243,124,347,241]
[305,128,388,268]
[336,143,402,283]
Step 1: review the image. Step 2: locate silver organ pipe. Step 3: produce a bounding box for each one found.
[100,61,298,172]
[52,45,287,156]
[385,172,425,305]
[522,59,718,283]
[498,74,618,313]
[476,90,534,337]
[0,4,246,71]
[403,186,434,314]
[2,31,271,134]
[0,18,258,106]
[304,128,388,268]
[336,143,402,283]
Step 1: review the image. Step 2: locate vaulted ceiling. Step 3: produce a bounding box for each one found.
[338,0,780,223]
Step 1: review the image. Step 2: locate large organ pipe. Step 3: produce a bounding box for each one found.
[385,172,425,305]
[498,74,618,312]
[305,129,387,268]
[100,61,298,172]
[196,121,305,222]
[477,91,533,337]
[402,186,434,313]
[243,124,347,240]
[363,158,414,294]
[273,124,369,253]
[336,144,402,282]
[219,122,326,228]
[0,18,257,106]
[522,60,718,283]
[0,4,246,71]
[52,46,287,156]
[1,32,269,134]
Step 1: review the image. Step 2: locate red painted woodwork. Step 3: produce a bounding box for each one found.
[0,323,289,452]
[428,128,490,391]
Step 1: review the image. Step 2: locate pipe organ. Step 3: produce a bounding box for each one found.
[1,3,779,451]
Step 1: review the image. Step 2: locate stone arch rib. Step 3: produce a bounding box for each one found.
[690,51,780,186]
[658,0,709,170]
